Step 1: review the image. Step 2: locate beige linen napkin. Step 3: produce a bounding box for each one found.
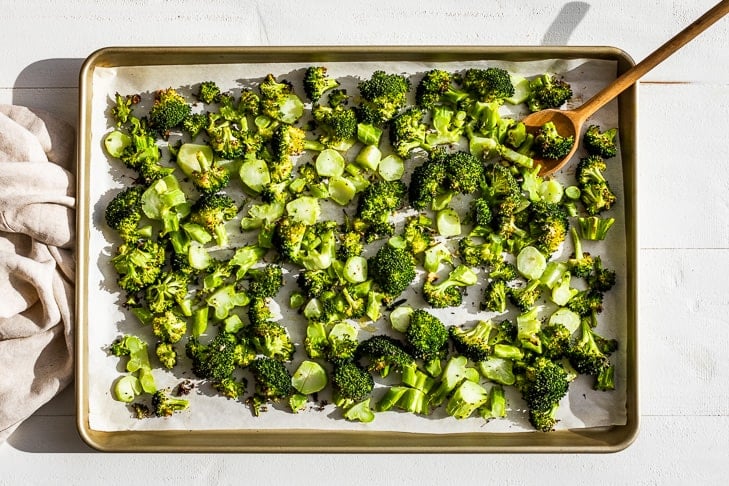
[0,105,75,442]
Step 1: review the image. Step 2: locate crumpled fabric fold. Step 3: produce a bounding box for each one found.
[0,105,75,442]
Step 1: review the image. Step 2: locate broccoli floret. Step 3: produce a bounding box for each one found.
[566,289,604,317]
[529,402,560,432]
[326,321,359,362]
[429,355,480,407]
[188,149,230,195]
[518,356,570,423]
[197,81,221,104]
[422,264,478,309]
[567,227,593,278]
[151,310,187,344]
[580,181,617,215]
[111,92,137,126]
[533,121,574,160]
[249,356,293,415]
[181,112,208,139]
[527,74,573,113]
[355,335,416,378]
[145,271,190,315]
[148,88,192,134]
[389,107,430,157]
[368,244,416,297]
[406,309,448,367]
[271,124,325,161]
[426,105,467,147]
[204,114,247,159]
[408,152,448,210]
[567,315,617,376]
[356,70,411,125]
[155,341,178,369]
[538,323,572,360]
[587,256,616,292]
[575,154,608,186]
[311,103,358,149]
[595,364,616,391]
[444,150,485,195]
[247,264,284,299]
[188,193,238,247]
[337,230,364,261]
[508,279,542,312]
[489,260,518,281]
[482,162,521,202]
[151,389,189,417]
[583,124,618,158]
[448,319,496,362]
[258,73,305,124]
[482,279,509,313]
[355,180,407,239]
[296,268,334,299]
[461,67,515,103]
[271,216,308,262]
[578,215,615,241]
[470,197,493,228]
[401,214,434,255]
[415,69,453,109]
[457,236,503,268]
[105,185,147,241]
[528,201,569,255]
[303,66,340,102]
[332,360,374,406]
[249,316,295,362]
[111,239,165,293]
[119,117,174,184]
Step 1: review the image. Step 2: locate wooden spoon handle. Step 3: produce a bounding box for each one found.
[576,0,729,120]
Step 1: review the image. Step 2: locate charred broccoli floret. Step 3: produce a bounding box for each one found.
[151,310,187,344]
[332,360,374,407]
[448,319,496,362]
[482,279,509,313]
[355,335,416,378]
[356,180,407,240]
[422,264,478,308]
[527,74,573,112]
[249,356,293,415]
[415,68,454,109]
[518,356,571,431]
[188,193,238,247]
[389,107,430,157]
[406,309,448,369]
[247,264,284,299]
[258,73,305,124]
[104,185,147,241]
[151,389,189,417]
[111,239,165,293]
[461,67,515,103]
[311,103,358,149]
[567,315,617,377]
[196,80,221,104]
[534,121,574,160]
[583,124,618,158]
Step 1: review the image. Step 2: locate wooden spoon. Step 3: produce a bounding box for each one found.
[527,0,729,176]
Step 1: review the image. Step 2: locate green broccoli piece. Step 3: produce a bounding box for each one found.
[271,216,308,262]
[429,355,480,407]
[583,124,618,158]
[120,117,174,184]
[578,215,615,241]
[196,81,221,104]
[188,150,230,195]
[111,239,165,293]
[527,74,573,113]
[188,193,238,247]
[311,103,358,149]
[448,319,497,362]
[534,121,574,160]
[356,70,411,125]
[565,227,593,279]
[443,150,485,195]
[181,112,208,139]
[538,323,572,360]
[406,309,448,369]
[296,268,335,299]
[368,244,416,297]
[580,181,617,215]
[566,289,604,317]
[213,377,248,399]
[151,389,189,417]
[151,310,187,344]
[204,114,247,159]
[389,107,431,157]
[407,148,484,210]
[247,264,284,299]
[595,364,616,391]
[258,73,305,124]
[326,321,359,362]
[461,67,515,103]
[527,201,569,255]
[250,317,295,362]
[155,341,178,369]
[575,154,608,186]
[355,179,407,240]
[104,185,148,242]
[567,315,617,377]
[401,214,435,255]
[336,230,364,261]
[426,105,467,147]
[508,279,542,312]
[271,124,325,161]
[407,151,448,210]
[148,88,192,134]
[445,379,490,419]
[415,69,454,109]
[303,66,340,102]
[489,260,518,281]
[482,279,509,313]
[518,356,570,426]
[249,356,293,415]
[529,402,560,432]
[587,256,616,293]
[111,92,136,126]
[355,334,416,378]
[332,360,374,407]
[144,271,190,315]
[457,236,504,268]
[422,264,478,309]
[482,162,521,202]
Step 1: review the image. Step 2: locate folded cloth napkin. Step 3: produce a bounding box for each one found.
[0,105,75,442]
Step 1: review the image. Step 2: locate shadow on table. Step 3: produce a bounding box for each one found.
[12,58,84,126]
[541,2,590,45]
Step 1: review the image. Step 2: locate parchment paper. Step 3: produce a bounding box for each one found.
[85,57,628,434]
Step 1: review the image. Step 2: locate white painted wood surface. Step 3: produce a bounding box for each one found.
[2,0,729,483]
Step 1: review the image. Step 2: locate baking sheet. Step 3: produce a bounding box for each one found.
[78,49,635,447]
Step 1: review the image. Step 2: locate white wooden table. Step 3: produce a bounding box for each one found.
[2,1,729,483]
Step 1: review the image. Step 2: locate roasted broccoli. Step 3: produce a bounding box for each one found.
[482,279,509,313]
[518,356,571,431]
[527,74,573,113]
[583,124,618,158]
[368,244,417,297]
[567,314,617,377]
[148,88,192,134]
[356,70,411,125]
[111,239,165,293]
[303,66,340,102]
[575,155,617,215]
[249,356,293,415]
[196,81,222,104]
[332,360,374,407]
[258,73,305,124]
[188,193,238,247]
[389,107,430,157]
[406,309,448,370]
[151,389,190,417]
[533,121,574,160]
[415,68,454,109]
[422,264,478,308]
[448,319,496,362]
[311,103,358,149]
[355,334,416,378]
[355,180,407,240]
[104,185,148,242]
[461,67,515,104]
